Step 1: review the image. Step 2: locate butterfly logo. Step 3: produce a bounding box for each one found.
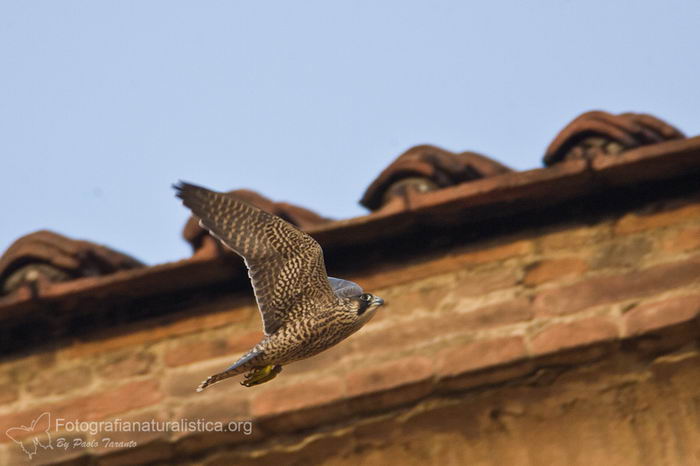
[5,412,53,459]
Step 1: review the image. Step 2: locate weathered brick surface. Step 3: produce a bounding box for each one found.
[88,408,171,454]
[250,377,349,433]
[1,159,700,464]
[26,365,92,397]
[60,304,253,359]
[0,383,18,405]
[0,380,163,442]
[538,223,611,252]
[453,267,520,297]
[534,258,700,317]
[439,361,535,392]
[662,225,700,253]
[590,236,653,270]
[530,317,619,356]
[437,336,528,378]
[357,239,532,291]
[164,339,236,368]
[623,294,700,337]
[163,360,237,398]
[346,356,434,397]
[524,258,588,286]
[96,441,174,466]
[349,297,531,356]
[345,356,435,414]
[174,394,250,428]
[614,201,700,234]
[199,349,700,466]
[96,350,155,379]
[164,331,263,368]
[251,377,345,419]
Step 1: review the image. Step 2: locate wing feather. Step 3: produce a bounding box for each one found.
[175,182,335,335]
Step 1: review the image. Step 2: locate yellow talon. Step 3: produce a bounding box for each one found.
[241,364,282,387]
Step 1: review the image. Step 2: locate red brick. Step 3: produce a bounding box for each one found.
[614,202,700,234]
[88,408,170,454]
[164,339,234,368]
[96,441,174,466]
[97,350,156,379]
[539,223,611,252]
[347,322,426,356]
[351,416,399,447]
[662,226,700,253]
[212,433,351,466]
[650,351,700,385]
[0,383,18,405]
[623,294,700,337]
[350,297,532,356]
[590,236,653,270]
[533,258,700,317]
[346,356,434,397]
[355,240,531,291]
[251,376,345,419]
[523,258,588,286]
[344,356,435,415]
[452,240,533,265]
[175,430,261,458]
[173,394,250,433]
[530,317,619,356]
[163,331,263,368]
[454,268,520,297]
[171,392,259,453]
[1,354,57,388]
[347,381,435,419]
[437,336,528,379]
[163,360,239,398]
[59,303,252,359]
[76,379,163,420]
[26,365,92,397]
[453,297,533,328]
[439,362,535,392]
[369,283,451,323]
[0,380,163,442]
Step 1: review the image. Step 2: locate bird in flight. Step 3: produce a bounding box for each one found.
[174,182,384,390]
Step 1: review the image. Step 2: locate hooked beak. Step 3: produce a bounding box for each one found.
[373,296,385,306]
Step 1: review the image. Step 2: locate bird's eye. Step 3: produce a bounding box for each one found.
[360,293,372,302]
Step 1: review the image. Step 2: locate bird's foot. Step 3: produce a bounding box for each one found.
[241,364,282,387]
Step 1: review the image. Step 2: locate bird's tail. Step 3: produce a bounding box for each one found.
[195,350,261,392]
[196,369,239,392]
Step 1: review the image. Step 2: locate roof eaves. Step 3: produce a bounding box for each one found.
[1,135,698,319]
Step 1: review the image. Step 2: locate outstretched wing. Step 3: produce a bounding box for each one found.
[175,182,335,335]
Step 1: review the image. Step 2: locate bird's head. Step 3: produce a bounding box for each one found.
[345,292,384,325]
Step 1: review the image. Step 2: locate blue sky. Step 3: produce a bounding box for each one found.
[1,1,699,265]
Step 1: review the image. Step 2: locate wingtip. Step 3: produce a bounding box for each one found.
[173,181,203,201]
[172,181,183,198]
[172,180,188,197]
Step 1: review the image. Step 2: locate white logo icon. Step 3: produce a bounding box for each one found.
[5,412,53,459]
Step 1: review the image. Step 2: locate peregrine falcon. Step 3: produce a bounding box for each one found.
[174,182,384,390]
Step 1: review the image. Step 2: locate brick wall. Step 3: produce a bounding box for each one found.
[0,162,699,465]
